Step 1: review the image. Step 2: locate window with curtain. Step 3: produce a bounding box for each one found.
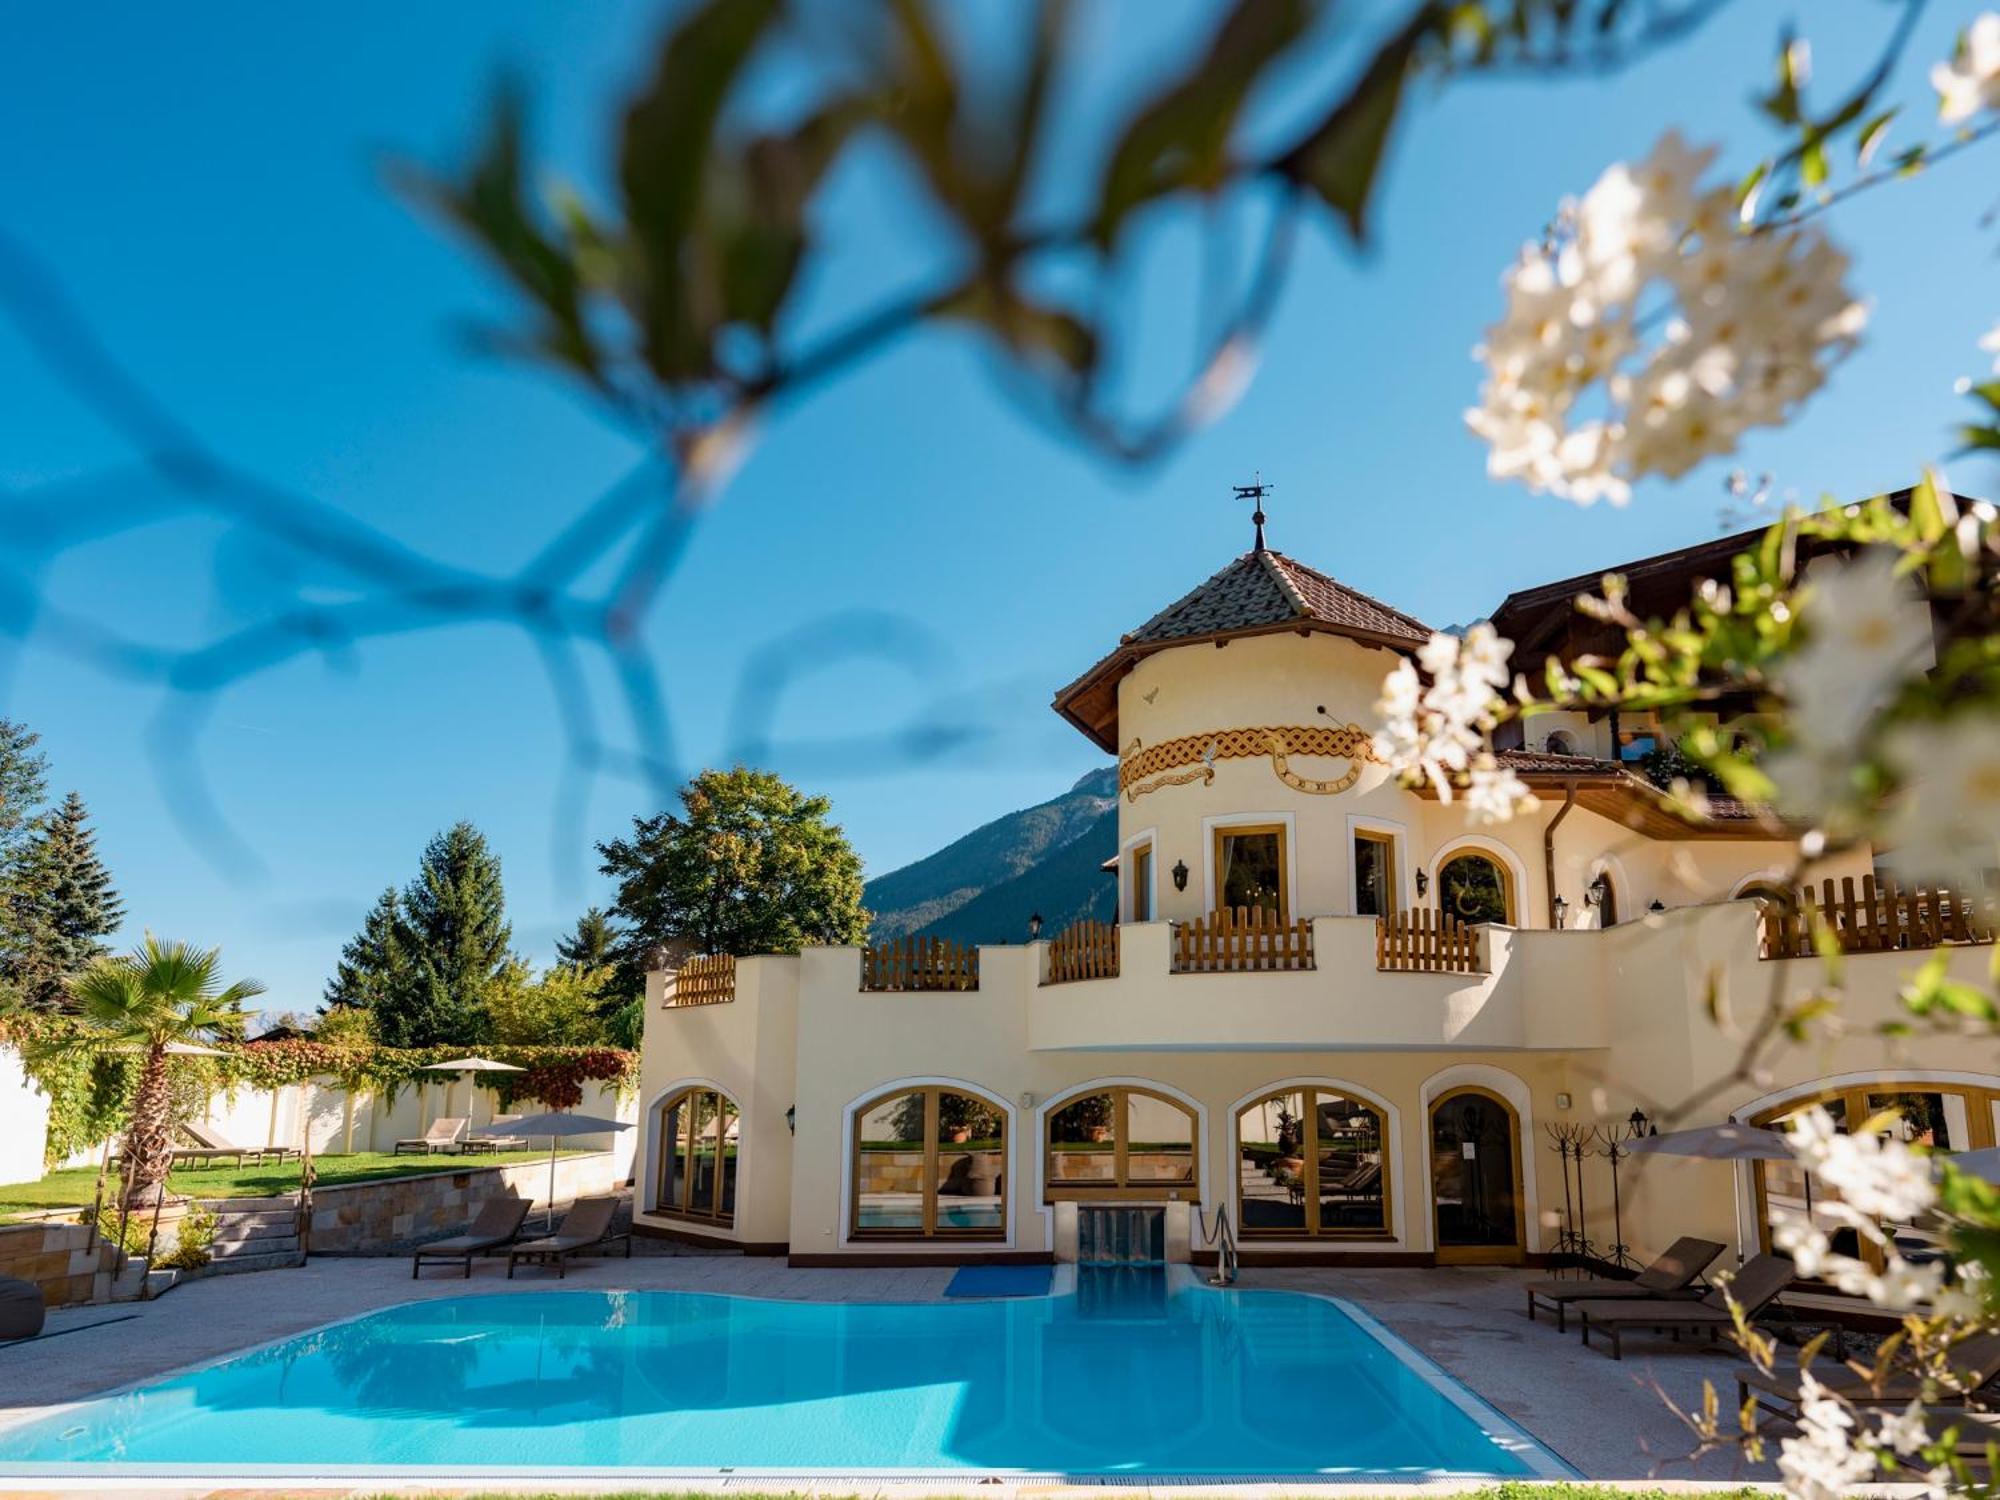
[1353,831,1396,916]
[1216,825,1284,915]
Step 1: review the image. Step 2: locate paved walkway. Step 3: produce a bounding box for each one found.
[0,1255,1772,1487]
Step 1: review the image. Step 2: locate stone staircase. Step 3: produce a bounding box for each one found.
[193,1196,304,1276]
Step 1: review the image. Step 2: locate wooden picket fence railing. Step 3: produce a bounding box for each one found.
[1376,908,1483,974]
[1171,906,1314,974]
[1045,919,1119,984]
[861,935,980,991]
[1758,876,1999,960]
[666,953,736,1007]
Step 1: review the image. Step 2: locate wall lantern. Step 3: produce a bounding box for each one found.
[1552,894,1569,929]
[1414,866,1430,898]
[1586,872,1610,909]
[1627,1107,1655,1138]
[1649,898,1666,913]
[1028,911,1044,940]
[1171,859,1190,892]
[786,1106,796,1136]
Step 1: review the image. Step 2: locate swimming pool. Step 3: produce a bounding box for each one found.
[0,1268,1564,1479]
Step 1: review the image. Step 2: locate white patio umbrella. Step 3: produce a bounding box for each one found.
[1947,1146,2000,1183]
[1626,1122,1793,1262]
[471,1110,631,1229]
[420,1056,523,1130]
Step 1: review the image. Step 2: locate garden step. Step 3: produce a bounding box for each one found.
[210,1233,301,1257]
[209,1213,298,1240]
[197,1195,298,1212]
[191,1250,302,1276]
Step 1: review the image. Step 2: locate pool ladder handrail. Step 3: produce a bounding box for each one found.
[1195,1202,1239,1286]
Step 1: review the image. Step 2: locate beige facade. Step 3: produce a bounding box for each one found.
[635,545,1998,1272]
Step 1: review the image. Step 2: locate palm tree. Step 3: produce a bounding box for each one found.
[71,937,263,1206]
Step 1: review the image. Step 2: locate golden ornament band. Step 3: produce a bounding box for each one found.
[1119,723,1379,801]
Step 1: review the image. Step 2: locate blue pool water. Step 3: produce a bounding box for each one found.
[0,1270,1542,1476]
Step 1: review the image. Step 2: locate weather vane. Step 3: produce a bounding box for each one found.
[1233,473,1273,552]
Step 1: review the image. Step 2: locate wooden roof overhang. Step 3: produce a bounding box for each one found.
[1414,762,1791,842]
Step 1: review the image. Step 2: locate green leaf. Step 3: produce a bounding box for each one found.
[618,0,782,381]
[1800,138,1828,189]
[1093,0,1311,249]
[936,278,1098,374]
[1856,109,1896,167]
[1286,9,1428,242]
[1735,160,1770,224]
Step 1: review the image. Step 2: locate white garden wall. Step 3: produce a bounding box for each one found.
[0,1047,49,1186]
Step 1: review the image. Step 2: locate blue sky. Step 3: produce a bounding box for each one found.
[0,2,1991,1015]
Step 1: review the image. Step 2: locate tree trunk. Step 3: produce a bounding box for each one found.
[121,1043,174,1207]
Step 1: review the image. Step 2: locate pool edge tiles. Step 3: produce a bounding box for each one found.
[0,1276,1574,1483]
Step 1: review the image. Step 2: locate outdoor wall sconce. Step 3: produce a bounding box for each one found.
[1171,859,1189,892]
[1627,1107,1656,1138]
[1552,894,1569,929]
[1028,911,1044,940]
[1649,898,1666,913]
[786,1106,796,1136]
[1586,873,1610,909]
[1414,866,1429,898]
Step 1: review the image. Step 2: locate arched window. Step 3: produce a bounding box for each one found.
[1436,849,1514,926]
[1045,1086,1197,1200]
[1236,1086,1389,1239]
[852,1086,1006,1239]
[655,1087,739,1226]
[1751,1079,1997,1275]
[1544,730,1579,757]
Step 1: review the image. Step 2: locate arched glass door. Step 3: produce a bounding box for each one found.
[1429,1087,1524,1264]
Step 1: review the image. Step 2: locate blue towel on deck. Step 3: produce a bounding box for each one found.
[943,1264,1053,1298]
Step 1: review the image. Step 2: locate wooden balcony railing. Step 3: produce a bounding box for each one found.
[1045,919,1119,984]
[666,953,736,1007]
[1172,906,1314,974]
[1376,908,1483,974]
[861,935,980,991]
[1759,876,1998,960]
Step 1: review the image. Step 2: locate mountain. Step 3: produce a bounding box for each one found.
[864,768,1118,943]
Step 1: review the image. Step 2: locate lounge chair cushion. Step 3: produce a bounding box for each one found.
[0,1276,44,1341]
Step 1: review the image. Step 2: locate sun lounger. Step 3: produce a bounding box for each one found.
[178,1120,301,1167]
[1573,1252,1796,1360]
[393,1117,468,1156]
[467,1114,530,1152]
[505,1196,631,1278]
[411,1197,532,1279]
[1524,1236,1725,1330]
[1738,1332,2000,1425]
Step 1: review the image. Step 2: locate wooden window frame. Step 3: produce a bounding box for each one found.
[1235,1086,1393,1241]
[1436,849,1516,927]
[1750,1079,2000,1273]
[654,1086,738,1227]
[1212,822,1290,920]
[850,1086,1007,1242]
[1043,1086,1199,1203]
[1352,828,1399,918]
[1130,841,1154,923]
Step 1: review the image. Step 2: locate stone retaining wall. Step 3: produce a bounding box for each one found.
[0,1218,117,1307]
[309,1151,630,1254]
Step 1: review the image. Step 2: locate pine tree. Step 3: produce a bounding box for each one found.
[383,821,512,1047]
[6,791,123,1010]
[555,907,616,969]
[0,719,48,857]
[322,886,408,1017]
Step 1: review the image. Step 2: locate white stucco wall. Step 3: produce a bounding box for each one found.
[0,1046,49,1186]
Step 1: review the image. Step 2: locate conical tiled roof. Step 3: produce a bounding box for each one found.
[1053,548,1432,752]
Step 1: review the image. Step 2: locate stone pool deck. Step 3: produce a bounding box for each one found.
[0,1255,1776,1491]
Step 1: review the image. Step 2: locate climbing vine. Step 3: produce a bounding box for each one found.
[0,1016,638,1167]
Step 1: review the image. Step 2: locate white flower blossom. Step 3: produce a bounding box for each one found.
[1786,1105,1937,1222]
[1875,1401,1930,1459]
[1467,131,1867,502]
[1934,14,2000,123]
[1981,319,2000,374]
[1878,713,2000,892]
[1780,1374,1880,1500]
[1373,626,1526,820]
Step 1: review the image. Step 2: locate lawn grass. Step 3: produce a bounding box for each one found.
[0,1148,589,1221]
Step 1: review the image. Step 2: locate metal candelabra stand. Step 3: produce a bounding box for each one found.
[1542,1122,1599,1269]
[1592,1122,1641,1270]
